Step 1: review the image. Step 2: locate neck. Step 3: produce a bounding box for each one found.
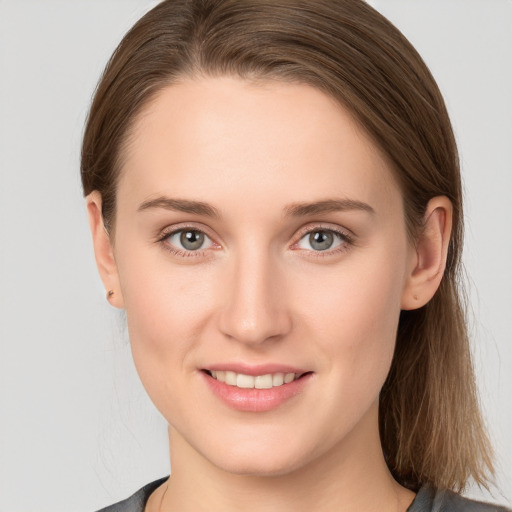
[154,403,415,512]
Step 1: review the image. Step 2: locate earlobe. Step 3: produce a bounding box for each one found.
[86,191,124,309]
[401,196,453,311]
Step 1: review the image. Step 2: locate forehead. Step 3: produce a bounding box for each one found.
[118,76,401,214]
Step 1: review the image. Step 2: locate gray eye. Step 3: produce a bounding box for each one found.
[166,229,212,252]
[309,231,334,251]
[180,230,205,250]
[297,229,344,252]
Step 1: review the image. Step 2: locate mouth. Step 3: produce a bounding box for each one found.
[203,369,309,389]
[200,364,313,412]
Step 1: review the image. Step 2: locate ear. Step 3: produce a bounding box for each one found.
[401,196,453,310]
[86,191,125,309]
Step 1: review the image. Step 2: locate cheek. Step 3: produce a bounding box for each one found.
[114,246,217,387]
[297,246,407,387]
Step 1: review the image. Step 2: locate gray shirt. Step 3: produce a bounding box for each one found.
[95,477,511,512]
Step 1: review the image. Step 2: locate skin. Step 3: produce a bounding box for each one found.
[87,77,452,512]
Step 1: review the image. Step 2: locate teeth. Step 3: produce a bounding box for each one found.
[284,373,295,384]
[237,373,255,389]
[272,373,284,386]
[209,371,299,389]
[255,374,273,389]
[225,371,237,385]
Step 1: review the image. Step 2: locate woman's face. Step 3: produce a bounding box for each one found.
[110,77,416,475]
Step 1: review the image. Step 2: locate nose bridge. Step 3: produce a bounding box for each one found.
[218,243,291,344]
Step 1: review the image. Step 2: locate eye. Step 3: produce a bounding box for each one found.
[296,229,347,252]
[164,229,214,252]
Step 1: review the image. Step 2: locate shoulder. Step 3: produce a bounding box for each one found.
[409,485,511,512]
[94,477,169,512]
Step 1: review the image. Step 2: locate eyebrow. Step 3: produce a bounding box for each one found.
[283,198,375,217]
[137,197,221,218]
[137,196,374,218]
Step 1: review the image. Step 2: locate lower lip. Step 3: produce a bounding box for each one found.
[201,372,312,412]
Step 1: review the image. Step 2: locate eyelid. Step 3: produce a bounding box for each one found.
[157,222,217,241]
[290,223,355,255]
[156,223,221,257]
[292,223,355,244]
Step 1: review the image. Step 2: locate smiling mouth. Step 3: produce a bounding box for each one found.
[204,370,309,389]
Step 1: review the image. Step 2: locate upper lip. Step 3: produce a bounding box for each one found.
[203,363,310,376]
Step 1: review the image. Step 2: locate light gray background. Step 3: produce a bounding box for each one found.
[0,1,510,511]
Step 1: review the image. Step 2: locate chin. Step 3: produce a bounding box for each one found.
[213,455,304,478]
[201,437,319,478]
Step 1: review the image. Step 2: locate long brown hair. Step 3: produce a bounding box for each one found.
[81,0,493,491]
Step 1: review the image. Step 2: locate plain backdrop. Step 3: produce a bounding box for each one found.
[0,1,511,511]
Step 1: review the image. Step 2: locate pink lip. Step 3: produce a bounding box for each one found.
[200,367,313,413]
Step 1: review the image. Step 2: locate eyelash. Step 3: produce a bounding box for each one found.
[293,225,354,259]
[156,224,217,258]
[156,224,355,259]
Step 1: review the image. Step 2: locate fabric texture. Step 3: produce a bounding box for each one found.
[408,486,511,512]
[95,477,168,512]
[95,477,511,512]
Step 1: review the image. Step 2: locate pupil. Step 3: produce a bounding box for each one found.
[180,230,204,250]
[310,231,333,251]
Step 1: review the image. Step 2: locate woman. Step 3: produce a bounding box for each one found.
[82,1,510,510]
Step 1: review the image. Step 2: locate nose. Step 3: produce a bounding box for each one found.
[218,249,292,346]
